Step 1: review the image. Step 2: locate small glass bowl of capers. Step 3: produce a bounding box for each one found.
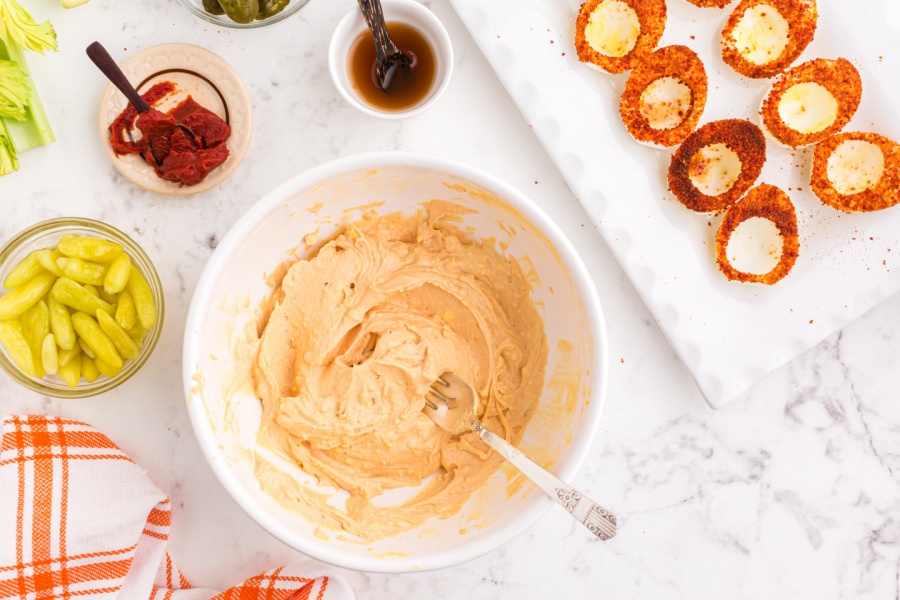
[0,218,164,398]
[178,0,312,28]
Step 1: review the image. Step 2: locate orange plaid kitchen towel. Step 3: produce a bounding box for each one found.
[0,415,354,600]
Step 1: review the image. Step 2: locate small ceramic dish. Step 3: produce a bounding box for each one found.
[178,0,311,29]
[329,0,453,119]
[97,43,253,196]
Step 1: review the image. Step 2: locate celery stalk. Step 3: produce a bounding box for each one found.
[0,36,52,153]
[0,118,18,174]
[0,0,56,174]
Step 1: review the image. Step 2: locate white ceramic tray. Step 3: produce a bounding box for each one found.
[449,0,900,408]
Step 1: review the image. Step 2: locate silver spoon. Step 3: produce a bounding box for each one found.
[424,372,618,540]
[356,0,413,90]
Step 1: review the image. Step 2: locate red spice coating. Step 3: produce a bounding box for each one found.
[721,0,817,79]
[716,183,799,285]
[684,0,733,7]
[620,45,708,147]
[810,132,900,213]
[575,0,667,74]
[761,58,862,149]
[668,119,767,213]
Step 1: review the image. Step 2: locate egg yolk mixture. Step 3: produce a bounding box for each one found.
[252,202,548,541]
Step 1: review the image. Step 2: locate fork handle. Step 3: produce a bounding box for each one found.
[471,421,617,540]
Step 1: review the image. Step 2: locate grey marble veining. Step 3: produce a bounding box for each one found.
[0,0,898,598]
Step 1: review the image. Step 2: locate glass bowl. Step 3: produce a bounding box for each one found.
[0,218,165,398]
[177,0,312,29]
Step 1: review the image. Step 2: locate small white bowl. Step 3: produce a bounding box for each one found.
[328,0,453,119]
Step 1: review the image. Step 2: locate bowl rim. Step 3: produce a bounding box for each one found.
[0,217,165,398]
[328,0,455,120]
[182,151,608,573]
[177,0,312,29]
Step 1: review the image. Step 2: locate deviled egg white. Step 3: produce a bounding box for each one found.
[721,0,817,79]
[668,119,767,213]
[575,0,667,74]
[716,183,799,285]
[810,132,900,212]
[760,58,861,148]
[620,45,708,147]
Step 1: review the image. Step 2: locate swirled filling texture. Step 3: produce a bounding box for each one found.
[254,203,548,540]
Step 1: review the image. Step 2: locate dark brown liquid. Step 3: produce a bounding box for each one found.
[348,22,436,112]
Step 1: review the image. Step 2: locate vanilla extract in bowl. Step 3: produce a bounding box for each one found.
[348,21,436,112]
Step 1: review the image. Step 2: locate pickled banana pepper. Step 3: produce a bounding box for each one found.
[108,81,232,186]
[0,234,158,388]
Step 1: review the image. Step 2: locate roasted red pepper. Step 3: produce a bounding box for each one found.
[108,82,232,187]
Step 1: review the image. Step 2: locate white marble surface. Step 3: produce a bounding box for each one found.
[0,0,898,598]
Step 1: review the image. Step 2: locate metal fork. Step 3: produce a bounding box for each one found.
[424,372,618,540]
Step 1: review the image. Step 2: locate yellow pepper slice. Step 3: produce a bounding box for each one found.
[71,312,123,370]
[81,354,100,382]
[48,296,76,351]
[61,258,107,286]
[58,235,124,263]
[0,320,36,377]
[78,338,96,359]
[58,353,81,388]
[95,356,122,378]
[58,344,81,367]
[21,301,49,379]
[96,310,139,360]
[51,278,115,316]
[126,268,156,330]
[4,251,44,289]
[37,249,64,277]
[115,289,137,331]
[127,324,146,344]
[0,272,56,321]
[97,286,118,305]
[42,334,58,375]
[103,253,131,295]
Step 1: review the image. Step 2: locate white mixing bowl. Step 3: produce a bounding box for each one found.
[183,152,608,573]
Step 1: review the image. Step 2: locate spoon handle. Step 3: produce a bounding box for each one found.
[86,41,151,114]
[356,0,397,61]
[471,420,618,540]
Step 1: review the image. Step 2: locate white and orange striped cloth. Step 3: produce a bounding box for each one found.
[0,415,354,600]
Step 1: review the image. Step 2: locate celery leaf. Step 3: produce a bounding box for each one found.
[0,0,57,55]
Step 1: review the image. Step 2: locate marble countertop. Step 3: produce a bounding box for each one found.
[1,0,898,597]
